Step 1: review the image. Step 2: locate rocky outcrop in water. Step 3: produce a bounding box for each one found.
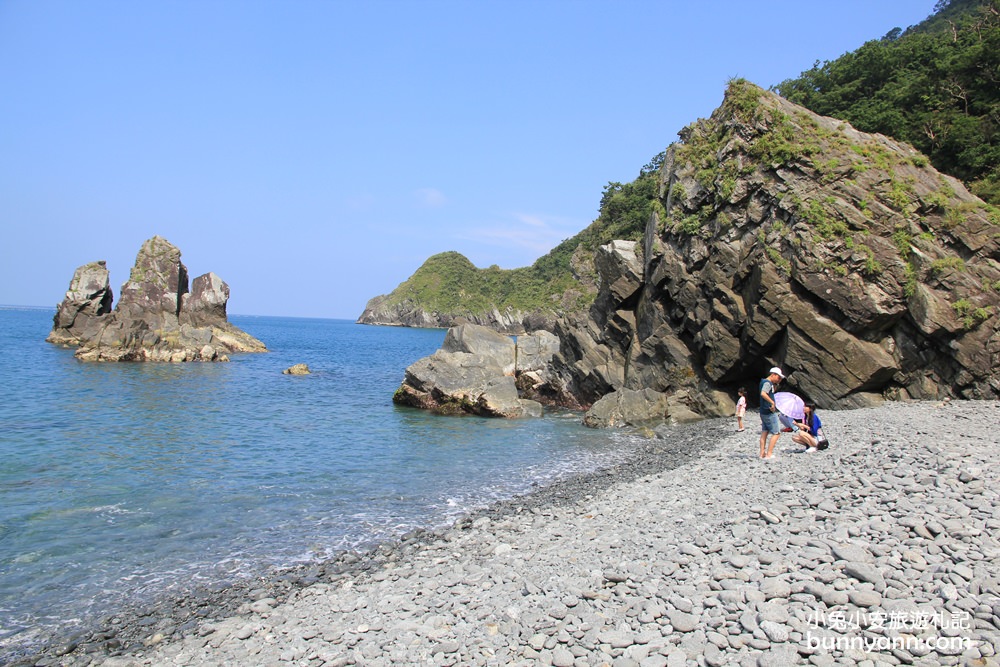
[46,260,115,347]
[358,294,545,334]
[47,236,267,362]
[393,323,556,418]
[356,249,596,335]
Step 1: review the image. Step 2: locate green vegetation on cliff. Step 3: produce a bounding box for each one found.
[775,0,1000,204]
[532,155,662,282]
[385,251,579,313]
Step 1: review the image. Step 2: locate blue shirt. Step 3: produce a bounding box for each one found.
[805,413,822,436]
[759,378,775,415]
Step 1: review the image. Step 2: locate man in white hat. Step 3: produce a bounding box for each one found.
[759,367,785,459]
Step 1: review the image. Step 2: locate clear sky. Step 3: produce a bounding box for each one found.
[1,0,937,319]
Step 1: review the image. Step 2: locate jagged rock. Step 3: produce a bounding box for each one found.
[516,330,560,372]
[48,236,267,362]
[283,364,311,375]
[394,323,543,418]
[359,293,548,335]
[513,330,576,406]
[46,261,114,346]
[355,247,596,334]
[180,272,229,328]
[115,236,186,318]
[357,294,448,329]
[594,240,643,306]
[442,324,516,375]
[908,284,964,337]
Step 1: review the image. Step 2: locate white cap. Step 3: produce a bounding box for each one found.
[769,366,785,378]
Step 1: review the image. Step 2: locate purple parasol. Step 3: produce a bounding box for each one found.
[774,391,805,420]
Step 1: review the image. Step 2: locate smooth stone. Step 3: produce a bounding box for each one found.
[760,510,782,524]
[831,543,872,563]
[759,620,790,643]
[600,630,635,648]
[552,647,575,667]
[848,590,882,607]
[843,562,886,592]
[704,644,727,667]
[757,645,800,667]
[822,590,850,606]
[757,603,790,624]
[761,579,791,600]
[669,610,698,633]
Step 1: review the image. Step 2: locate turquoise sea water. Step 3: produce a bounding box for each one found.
[0,308,637,655]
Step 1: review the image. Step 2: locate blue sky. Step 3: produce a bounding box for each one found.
[1,0,937,319]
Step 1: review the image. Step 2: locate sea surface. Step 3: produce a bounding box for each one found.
[0,307,640,656]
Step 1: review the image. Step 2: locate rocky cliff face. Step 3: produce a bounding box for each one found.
[47,236,267,362]
[537,81,1000,420]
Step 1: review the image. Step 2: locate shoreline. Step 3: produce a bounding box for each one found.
[13,400,1000,666]
[6,416,708,666]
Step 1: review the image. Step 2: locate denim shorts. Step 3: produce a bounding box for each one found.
[760,411,782,435]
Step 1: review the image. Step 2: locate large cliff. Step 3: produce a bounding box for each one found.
[535,81,999,416]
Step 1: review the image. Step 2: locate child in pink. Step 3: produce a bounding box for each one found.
[735,387,747,432]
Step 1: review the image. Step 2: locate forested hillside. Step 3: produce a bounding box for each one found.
[775,0,1000,203]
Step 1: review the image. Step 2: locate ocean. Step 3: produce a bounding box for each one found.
[0,307,639,657]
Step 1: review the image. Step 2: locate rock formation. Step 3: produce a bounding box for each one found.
[393,323,555,418]
[46,261,114,347]
[47,236,267,362]
[358,293,541,334]
[394,81,1000,425]
[541,81,1000,424]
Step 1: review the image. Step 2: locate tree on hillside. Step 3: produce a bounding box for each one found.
[775,0,1000,204]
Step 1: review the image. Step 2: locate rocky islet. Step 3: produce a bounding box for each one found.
[47,236,266,362]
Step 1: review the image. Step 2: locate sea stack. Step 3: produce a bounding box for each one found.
[47,236,267,362]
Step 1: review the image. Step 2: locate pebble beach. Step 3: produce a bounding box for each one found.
[20,400,1000,667]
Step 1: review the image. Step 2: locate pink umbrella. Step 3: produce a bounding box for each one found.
[774,392,804,420]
